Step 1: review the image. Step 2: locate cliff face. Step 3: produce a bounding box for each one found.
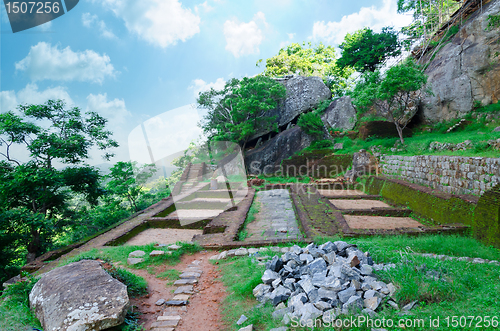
[422,0,500,121]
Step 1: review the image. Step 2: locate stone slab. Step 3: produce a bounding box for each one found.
[329,199,393,210]
[174,279,198,285]
[165,300,188,306]
[172,294,190,301]
[318,189,366,196]
[344,215,424,229]
[174,286,194,294]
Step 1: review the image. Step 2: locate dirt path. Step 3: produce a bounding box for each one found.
[127,251,228,331]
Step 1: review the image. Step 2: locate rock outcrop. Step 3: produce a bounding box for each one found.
[30,260,129,331]
[251,76,331,140]
[245,126,312,175]
[345,150,379,182]
[321,96,357,131]
[422,0,500,121]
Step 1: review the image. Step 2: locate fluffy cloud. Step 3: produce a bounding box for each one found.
[82,13,116,39]
[189,77,225,98]
[224,12,267,57]
[195,1,214,13]
[1,84,74,113]
[15,42,116,84]
[312,0,413,45]
[86,93,131,125]
[96,0,200,48]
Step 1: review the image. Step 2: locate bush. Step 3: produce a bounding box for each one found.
[297,112,324,138]
[309,139,334,149]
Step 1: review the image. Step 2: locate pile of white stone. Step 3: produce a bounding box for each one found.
[252,241,400,326]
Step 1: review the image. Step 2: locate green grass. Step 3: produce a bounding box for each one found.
[156,269,181,287]
[0,277,43,331]
[238,200,261,241]
[217,234,500,331]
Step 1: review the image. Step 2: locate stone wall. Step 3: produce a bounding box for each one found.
[380,155,500,195]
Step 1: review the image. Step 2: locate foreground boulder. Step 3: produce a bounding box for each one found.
[30,260,129,331]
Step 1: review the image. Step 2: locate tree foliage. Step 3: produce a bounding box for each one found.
[197,76,286,150]
[337,27,401,73]
[297,112,324,140]
[257,42,355,97]
[350,59,430,144]
[0,100,117,262]
[397,0,461,47]
[105,161,157,212]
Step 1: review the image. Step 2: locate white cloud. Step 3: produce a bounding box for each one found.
[195,1,214,13]
[1,84,74,113]
[287,33,295,40]
[15,42,116,84]
[189,77,225,98]
[224,12,266,57]
[82,13,116,39]
[86,93,131,125]
[312,0,413,45]
[96,0,200,48]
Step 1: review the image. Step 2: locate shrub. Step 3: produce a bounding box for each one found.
[309,139,334,149]
[297,112,324,139]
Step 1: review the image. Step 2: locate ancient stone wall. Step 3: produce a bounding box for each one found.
[380,155,500,195]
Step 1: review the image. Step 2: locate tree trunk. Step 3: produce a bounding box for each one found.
[26,227,41,263]
[395,123,405,145]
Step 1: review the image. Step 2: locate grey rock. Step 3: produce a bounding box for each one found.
[262,270,280,284]
[248,248,259,254]
[298,278,315,295]
[402,300,418,311]
[235,248,249,256]
[149,250,165,257]
[299,303,323,325]
[362,308,378,318]
[351,279,361,290]
[155,299,165,306]
[343,295,363,314]
[321,96,357,131]
[290,245,302,255]
[338,287,356,303]
[238,325,253,331]
[245,126,313,175]
[168,244,182,250]
[313,301,332,311]
[269,327,288,331]
[127,257,144,265]
[128,250,146,258]
[364,297,381,311]
[360,264,373,276]
[174,286,193,294]
[29,260,129,331]
[334,143,344,150]
[165,300,188,306]
[308,258,327,274]
[364,290,381,299]
[299,253,314,264]
[319,241,337,253]
[272,278,282,288]
[494,127,500,132]
[323,252,336,265]
[387,283,397,297]
[317,288,338,301]
[237,315,248,325]
[319,277,342,291]
[289,292,308,310]
[272,286,292,306]
[388,300,399,310]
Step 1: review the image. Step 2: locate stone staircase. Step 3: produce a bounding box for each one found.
[180,163,204,194]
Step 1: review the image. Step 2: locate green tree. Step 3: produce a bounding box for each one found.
[106,161,157,212]
[337,27,401,73]
[197,76,286,150]
[0,99,117,262]
[297,112,324,140]
[397,0,461,47]
[350,59,430,144]
[257,42,354,96]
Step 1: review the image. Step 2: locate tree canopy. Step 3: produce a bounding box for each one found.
[197,75,286,150]
[350,59,430,144]
[257,42,354,97]
[0,99,117,262]
[257,42,337,77]
[337,27,401,73]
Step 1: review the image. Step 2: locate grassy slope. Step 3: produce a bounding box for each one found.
[216,235,500,331]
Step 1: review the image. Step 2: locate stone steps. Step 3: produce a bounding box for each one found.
[149,260,203,331]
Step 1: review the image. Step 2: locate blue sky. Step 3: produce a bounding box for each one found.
[0,0,413,166]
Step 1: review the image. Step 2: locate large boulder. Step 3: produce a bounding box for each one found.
[345,150,379,182]
[30,260,129,331]
[321,96,357,131]
[250,76,331,140]
[422,0,500,121]
[245,126,312,175]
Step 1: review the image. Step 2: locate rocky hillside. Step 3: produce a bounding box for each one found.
[422,0,500,121]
